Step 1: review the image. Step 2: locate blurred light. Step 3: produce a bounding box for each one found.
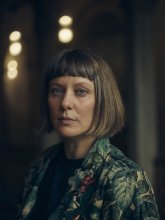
[58,28,73,43]
[7,60,18,71]
[9,42,22,56]
[58,15,73,26]
[7,69,18,79]
[9,31,21,41]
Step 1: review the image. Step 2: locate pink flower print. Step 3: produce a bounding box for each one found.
[83,175,95,186]
[80,175,95,193]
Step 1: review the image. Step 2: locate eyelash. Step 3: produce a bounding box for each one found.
[49,88,63,95]
[76,88,88,96]
[49,87,88,96]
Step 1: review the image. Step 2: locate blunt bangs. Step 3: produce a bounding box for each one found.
[45,49,97,85]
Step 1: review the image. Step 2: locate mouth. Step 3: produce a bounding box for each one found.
[59,117,75,121]
[58,117,76,125]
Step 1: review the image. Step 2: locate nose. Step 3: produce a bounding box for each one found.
[61,91,73,110]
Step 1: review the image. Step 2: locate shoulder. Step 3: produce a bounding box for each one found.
[89,138,144,194]
[108,142,142,174]
[95,138,142,175]
[89,138,142,176]
[102,141,157,209]
[90,138,159,217]
[105,142,150,192]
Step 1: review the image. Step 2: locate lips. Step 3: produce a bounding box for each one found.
[59,117,75,121]
[58,117,77,125]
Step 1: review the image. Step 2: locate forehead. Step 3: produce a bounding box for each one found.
[49,76,94,87]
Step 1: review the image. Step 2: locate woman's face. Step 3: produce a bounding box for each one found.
[48,76,95,138]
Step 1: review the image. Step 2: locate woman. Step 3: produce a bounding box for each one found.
[18,49,159,220]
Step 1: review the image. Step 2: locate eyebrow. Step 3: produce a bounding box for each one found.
[49,81,93,88]
[73,82,93,87]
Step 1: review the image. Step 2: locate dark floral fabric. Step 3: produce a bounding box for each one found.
[18,138,160,220]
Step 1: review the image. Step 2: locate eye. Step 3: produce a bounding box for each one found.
[49,87,63,95]
[76,88,88,96]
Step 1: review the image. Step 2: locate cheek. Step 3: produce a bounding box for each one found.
[82,100,95,117]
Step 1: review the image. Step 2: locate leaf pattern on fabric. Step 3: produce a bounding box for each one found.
[18,138,160,220]
[137,179,150,194]
[112,171,135,208]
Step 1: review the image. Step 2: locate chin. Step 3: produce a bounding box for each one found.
[57,130,80,138]
[58,130,85,139]
[56,127,88,138]
[60,133,81,138]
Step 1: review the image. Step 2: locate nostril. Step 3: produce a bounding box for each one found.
[61,102,72,110]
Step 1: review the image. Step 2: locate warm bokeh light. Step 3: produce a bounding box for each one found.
[58,15,73,26]
[9,31,21,41]
[7,69,18,79]
[7,60,18,71]
[58,28,73,43]
[9,42,22,56]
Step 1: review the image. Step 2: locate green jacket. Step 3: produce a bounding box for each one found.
[18,138,159,220]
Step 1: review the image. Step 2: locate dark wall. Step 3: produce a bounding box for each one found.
[0,0,164,219]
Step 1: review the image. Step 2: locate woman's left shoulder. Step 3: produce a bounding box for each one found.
[107,142,142,173]
[99,141,160,219]
[104,144,155,191]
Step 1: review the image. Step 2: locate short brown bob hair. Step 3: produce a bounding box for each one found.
[41,48,125,138]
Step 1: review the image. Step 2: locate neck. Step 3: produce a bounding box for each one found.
[63,135,96,159]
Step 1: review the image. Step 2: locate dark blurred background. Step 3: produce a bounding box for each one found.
[0,0,164,219]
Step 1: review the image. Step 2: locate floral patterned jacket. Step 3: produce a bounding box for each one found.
[18,138,160,220]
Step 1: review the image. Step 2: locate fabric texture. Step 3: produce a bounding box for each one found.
[27,147,83,220]
[18,138,160,220]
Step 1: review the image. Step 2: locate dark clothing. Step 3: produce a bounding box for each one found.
[28,147,83,220]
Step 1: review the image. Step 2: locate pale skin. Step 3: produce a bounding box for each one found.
[48,76,96,159]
